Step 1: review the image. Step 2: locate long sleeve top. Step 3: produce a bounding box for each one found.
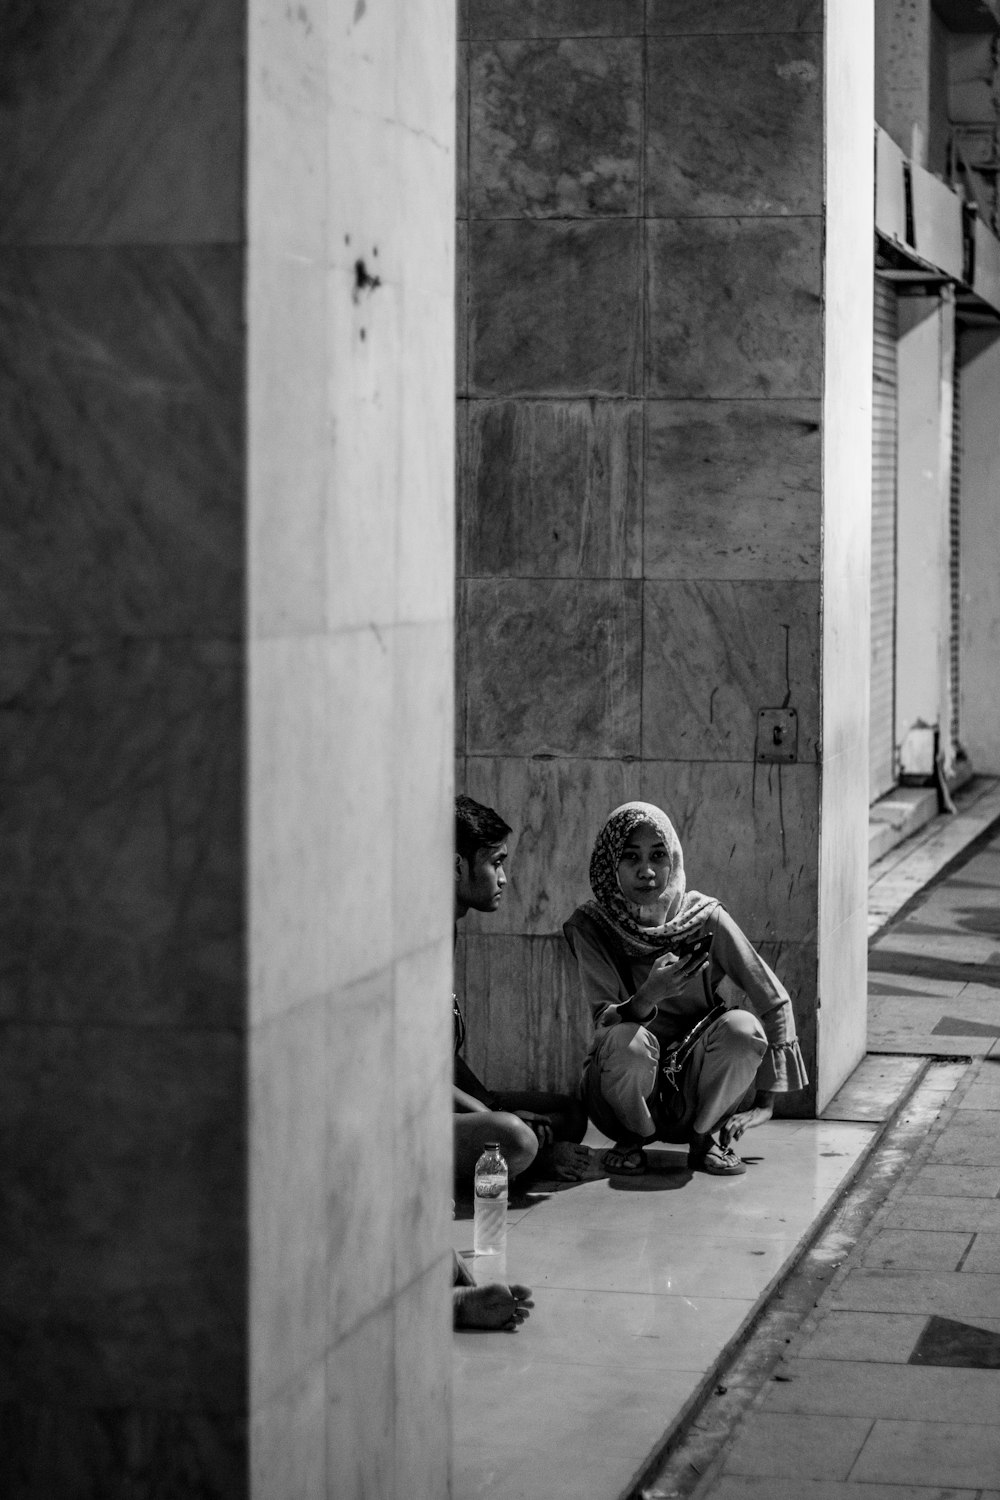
[563,904,808,1094]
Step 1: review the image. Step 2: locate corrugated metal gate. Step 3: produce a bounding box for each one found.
[871,274,899,802]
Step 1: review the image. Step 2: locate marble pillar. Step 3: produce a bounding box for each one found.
[0,1,455,1495]
[457,0,872,1113]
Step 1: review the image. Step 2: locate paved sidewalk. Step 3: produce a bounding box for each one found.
[681,823,1000,1500]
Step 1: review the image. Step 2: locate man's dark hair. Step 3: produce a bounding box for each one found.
[455,796,512,862]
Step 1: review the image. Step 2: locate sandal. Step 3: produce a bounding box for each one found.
[601,1144,648,1176]
[690,1137,746,1176]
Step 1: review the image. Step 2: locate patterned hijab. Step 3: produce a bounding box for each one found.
[583,801,718,960]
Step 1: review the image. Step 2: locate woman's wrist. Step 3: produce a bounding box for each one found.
[624,991,657,1023]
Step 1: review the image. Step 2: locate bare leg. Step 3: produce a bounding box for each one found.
[454,1109,538,1185]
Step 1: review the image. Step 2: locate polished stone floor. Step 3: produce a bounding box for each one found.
[452,1116,876,1500]
[452,792,1000,1500]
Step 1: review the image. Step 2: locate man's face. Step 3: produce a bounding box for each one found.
[456,842,508,913]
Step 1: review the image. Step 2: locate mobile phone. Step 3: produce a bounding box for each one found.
[673,931,712,964]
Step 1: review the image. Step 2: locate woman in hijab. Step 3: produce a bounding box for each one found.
[563,801,807,1177]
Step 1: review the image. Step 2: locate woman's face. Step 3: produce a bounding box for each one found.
[616,822,670,906]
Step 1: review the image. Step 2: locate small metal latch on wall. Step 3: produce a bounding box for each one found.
[756,707,798,763]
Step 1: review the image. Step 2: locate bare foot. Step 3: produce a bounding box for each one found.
[453,1283,534,1331]
[538,1141,591,1181]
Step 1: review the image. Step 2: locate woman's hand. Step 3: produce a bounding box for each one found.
[719,1095,774,1147]
[641,948,708,1005]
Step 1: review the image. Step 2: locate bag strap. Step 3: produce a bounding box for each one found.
[659,1002,728,1086]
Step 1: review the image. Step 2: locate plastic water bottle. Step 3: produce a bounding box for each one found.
[473,1142,508,1256]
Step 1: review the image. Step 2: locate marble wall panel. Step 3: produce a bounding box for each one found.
[248,0,327,262]
[392,942,454,1294]
[642,580,821,763]
[470,219,641,395]
[463,399,642,578]
[469,39,641,217]
[756,938,818,1117]
[384,129,457,303]
[457,43,470,220]
[0,246,243,638]
[393,623,454,955]
[456,225,469,396]
[821,574,871,764]
[817,904,868,1114]
[0,1404,245,1498]
[251,1358,325,1500]
[249,630,394,1026]
[0,1023,244,1408]
[459,933,592,1093]
[0,638,243,1030]
[646,0,823,34]
[249,998,327,1410]
[456,400,469,574]
[455,580,470,751]
[325,104,398,285]
[646,32,822,218]
[324,262,402,633]
[646,217,822,399]
[464,579,642,756]
[638,760,820,945]
[393,1259,453,1500]
[326,973,395,1345]
[819,738,871,942]
[460,755,641,935]
[248,250,327,638]
[395,0,458,145]
[326,1305,396,1500]
[644,400,821,581]
[470,0,644,38]
[0,2,243,246]
[395,294,456,626]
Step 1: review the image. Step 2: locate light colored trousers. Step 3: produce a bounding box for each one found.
[582,1011,767,1143]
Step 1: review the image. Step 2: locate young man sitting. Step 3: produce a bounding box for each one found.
[453,795,589,1186]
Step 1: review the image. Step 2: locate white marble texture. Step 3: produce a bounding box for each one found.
[249,996,328,1409]
[248,0,456,1493]
[249,632,396,1024]
[452,1118,873,1500]
[248,249,328,638]
[815,0,873,1116]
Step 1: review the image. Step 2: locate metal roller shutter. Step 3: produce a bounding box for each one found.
[870,275,899,802]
